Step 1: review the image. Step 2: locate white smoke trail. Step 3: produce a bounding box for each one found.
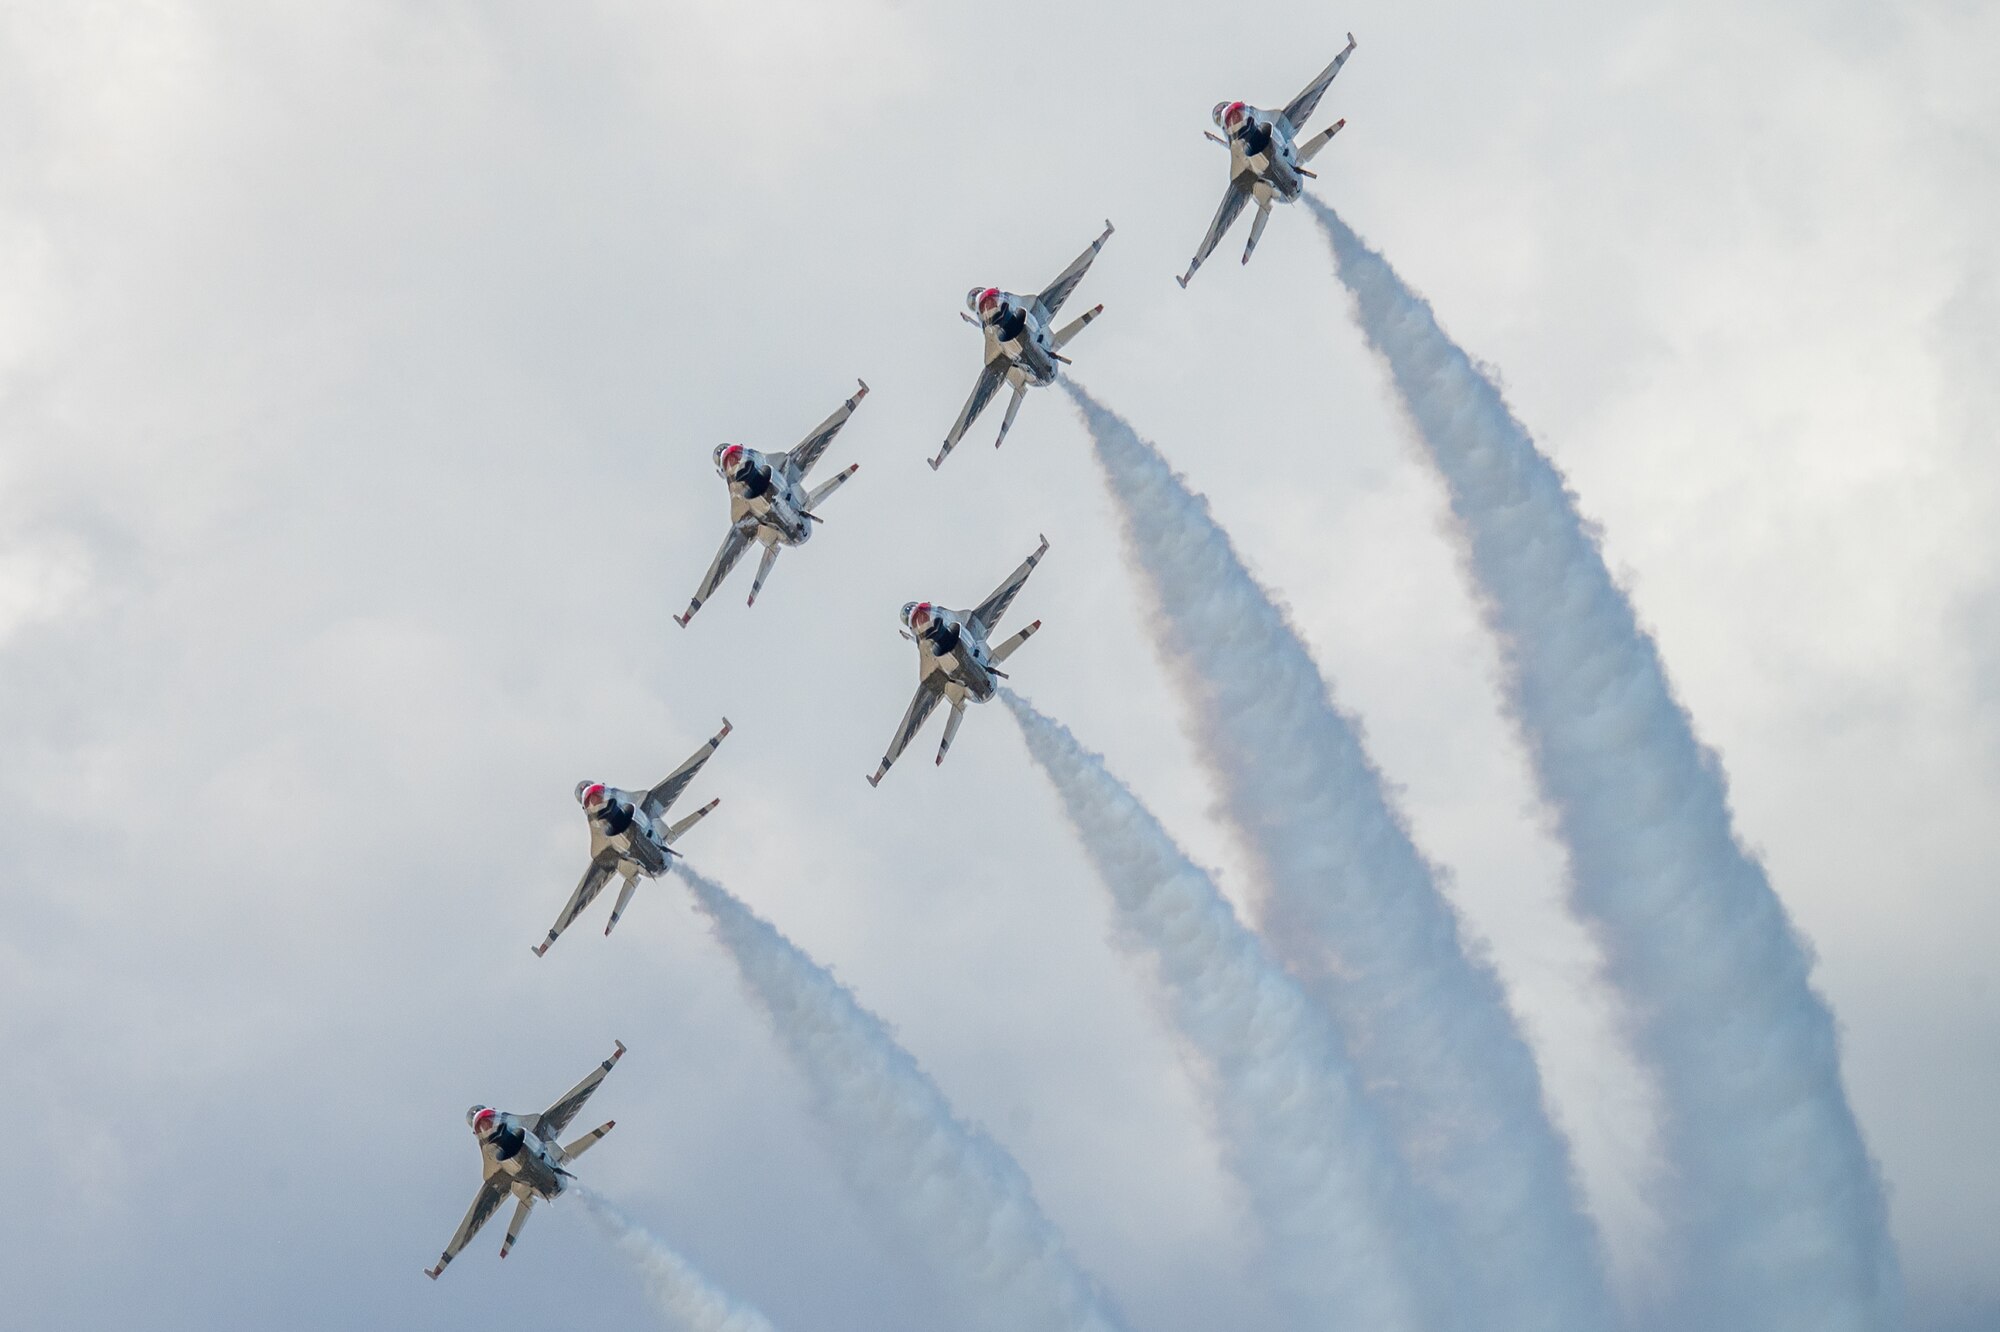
[1309,197,1900,1332]
[575,1187,778,1332]
[1061,380,1613,1332]
[674,861,1131,1332]
[1003,689,1438,1332]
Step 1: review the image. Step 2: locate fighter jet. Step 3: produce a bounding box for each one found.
[1177,33,1357,287]
[868,537,1049,786]
[424,1040,626,1279]
[533,720,731,957]
[931,222,1114,471]
[674,379,869,627]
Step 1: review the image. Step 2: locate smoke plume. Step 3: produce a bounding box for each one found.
[1310,196,1899,1332]
[675,862,1130,1332]
[575,1187,778,1332]
[1004,688,1438,1331]
[1062,379,1613,1332]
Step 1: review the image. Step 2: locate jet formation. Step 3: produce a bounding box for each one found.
[428,32,1358,1283]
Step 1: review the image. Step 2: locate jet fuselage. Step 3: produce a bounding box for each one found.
[978,294,1060,387]
[717,445,814,546]
[470,1111,569,1198]
[907,603,1001,703]
[583,786,674,879]
[1226,105,1304,201]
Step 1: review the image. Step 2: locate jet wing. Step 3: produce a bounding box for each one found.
[934,358,1009,470]
[536,849,621,955]
[1279,33,1357,133]
[1034,220,1115,321]
[425,1176,511,1279]
[643,719,732,818]
[868,679,944,785]
[970,535,1050,636]
[780,380,868,482]
[1179,178,1254,287]
[536,1039,627,1141]
[676,523,756,626]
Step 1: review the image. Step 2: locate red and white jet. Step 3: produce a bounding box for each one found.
[533,720,731,956]
[674,380,869,627]
[931,222,1114,471]
[424,1040,626,1279]
[868,537,1049,785]
[1178,34,1357,286]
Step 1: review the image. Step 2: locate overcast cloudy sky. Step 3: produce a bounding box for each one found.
[2,2,1994,1329]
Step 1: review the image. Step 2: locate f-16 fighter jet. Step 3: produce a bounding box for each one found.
[1177,33,1357,287]
[930,222,1114,471]
[674,379,869,627]
[868,537,1049,785]
[424,1040,626,1279]
[533,720,731,957]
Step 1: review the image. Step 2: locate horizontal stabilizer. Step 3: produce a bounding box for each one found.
[560,1119,616,1163]
[1052,304,1103,350]
[1243,202,1272,266]
[667,797,720,842]
[1299,117,1346,164]
[992,618,1041,664]
[805,462,859,511]
[936,702,966,767]
[994,382,1027,449]
[604,876,640,937]
[498,1194,535,1259]
[747,543,781,607]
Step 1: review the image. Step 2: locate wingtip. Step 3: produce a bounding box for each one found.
[1103,218,1115,235]
[926,455,941,471]
[935,755,944,766]
[672,613,690,628]
[854,378,870,398]
[1175,274,1190,289]
[425,1267,442,1281]
[866,772,883,788]
[718,717,733,737]
[613,1039,627,1058]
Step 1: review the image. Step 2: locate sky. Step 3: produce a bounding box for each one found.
[2,1,1995,1329]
